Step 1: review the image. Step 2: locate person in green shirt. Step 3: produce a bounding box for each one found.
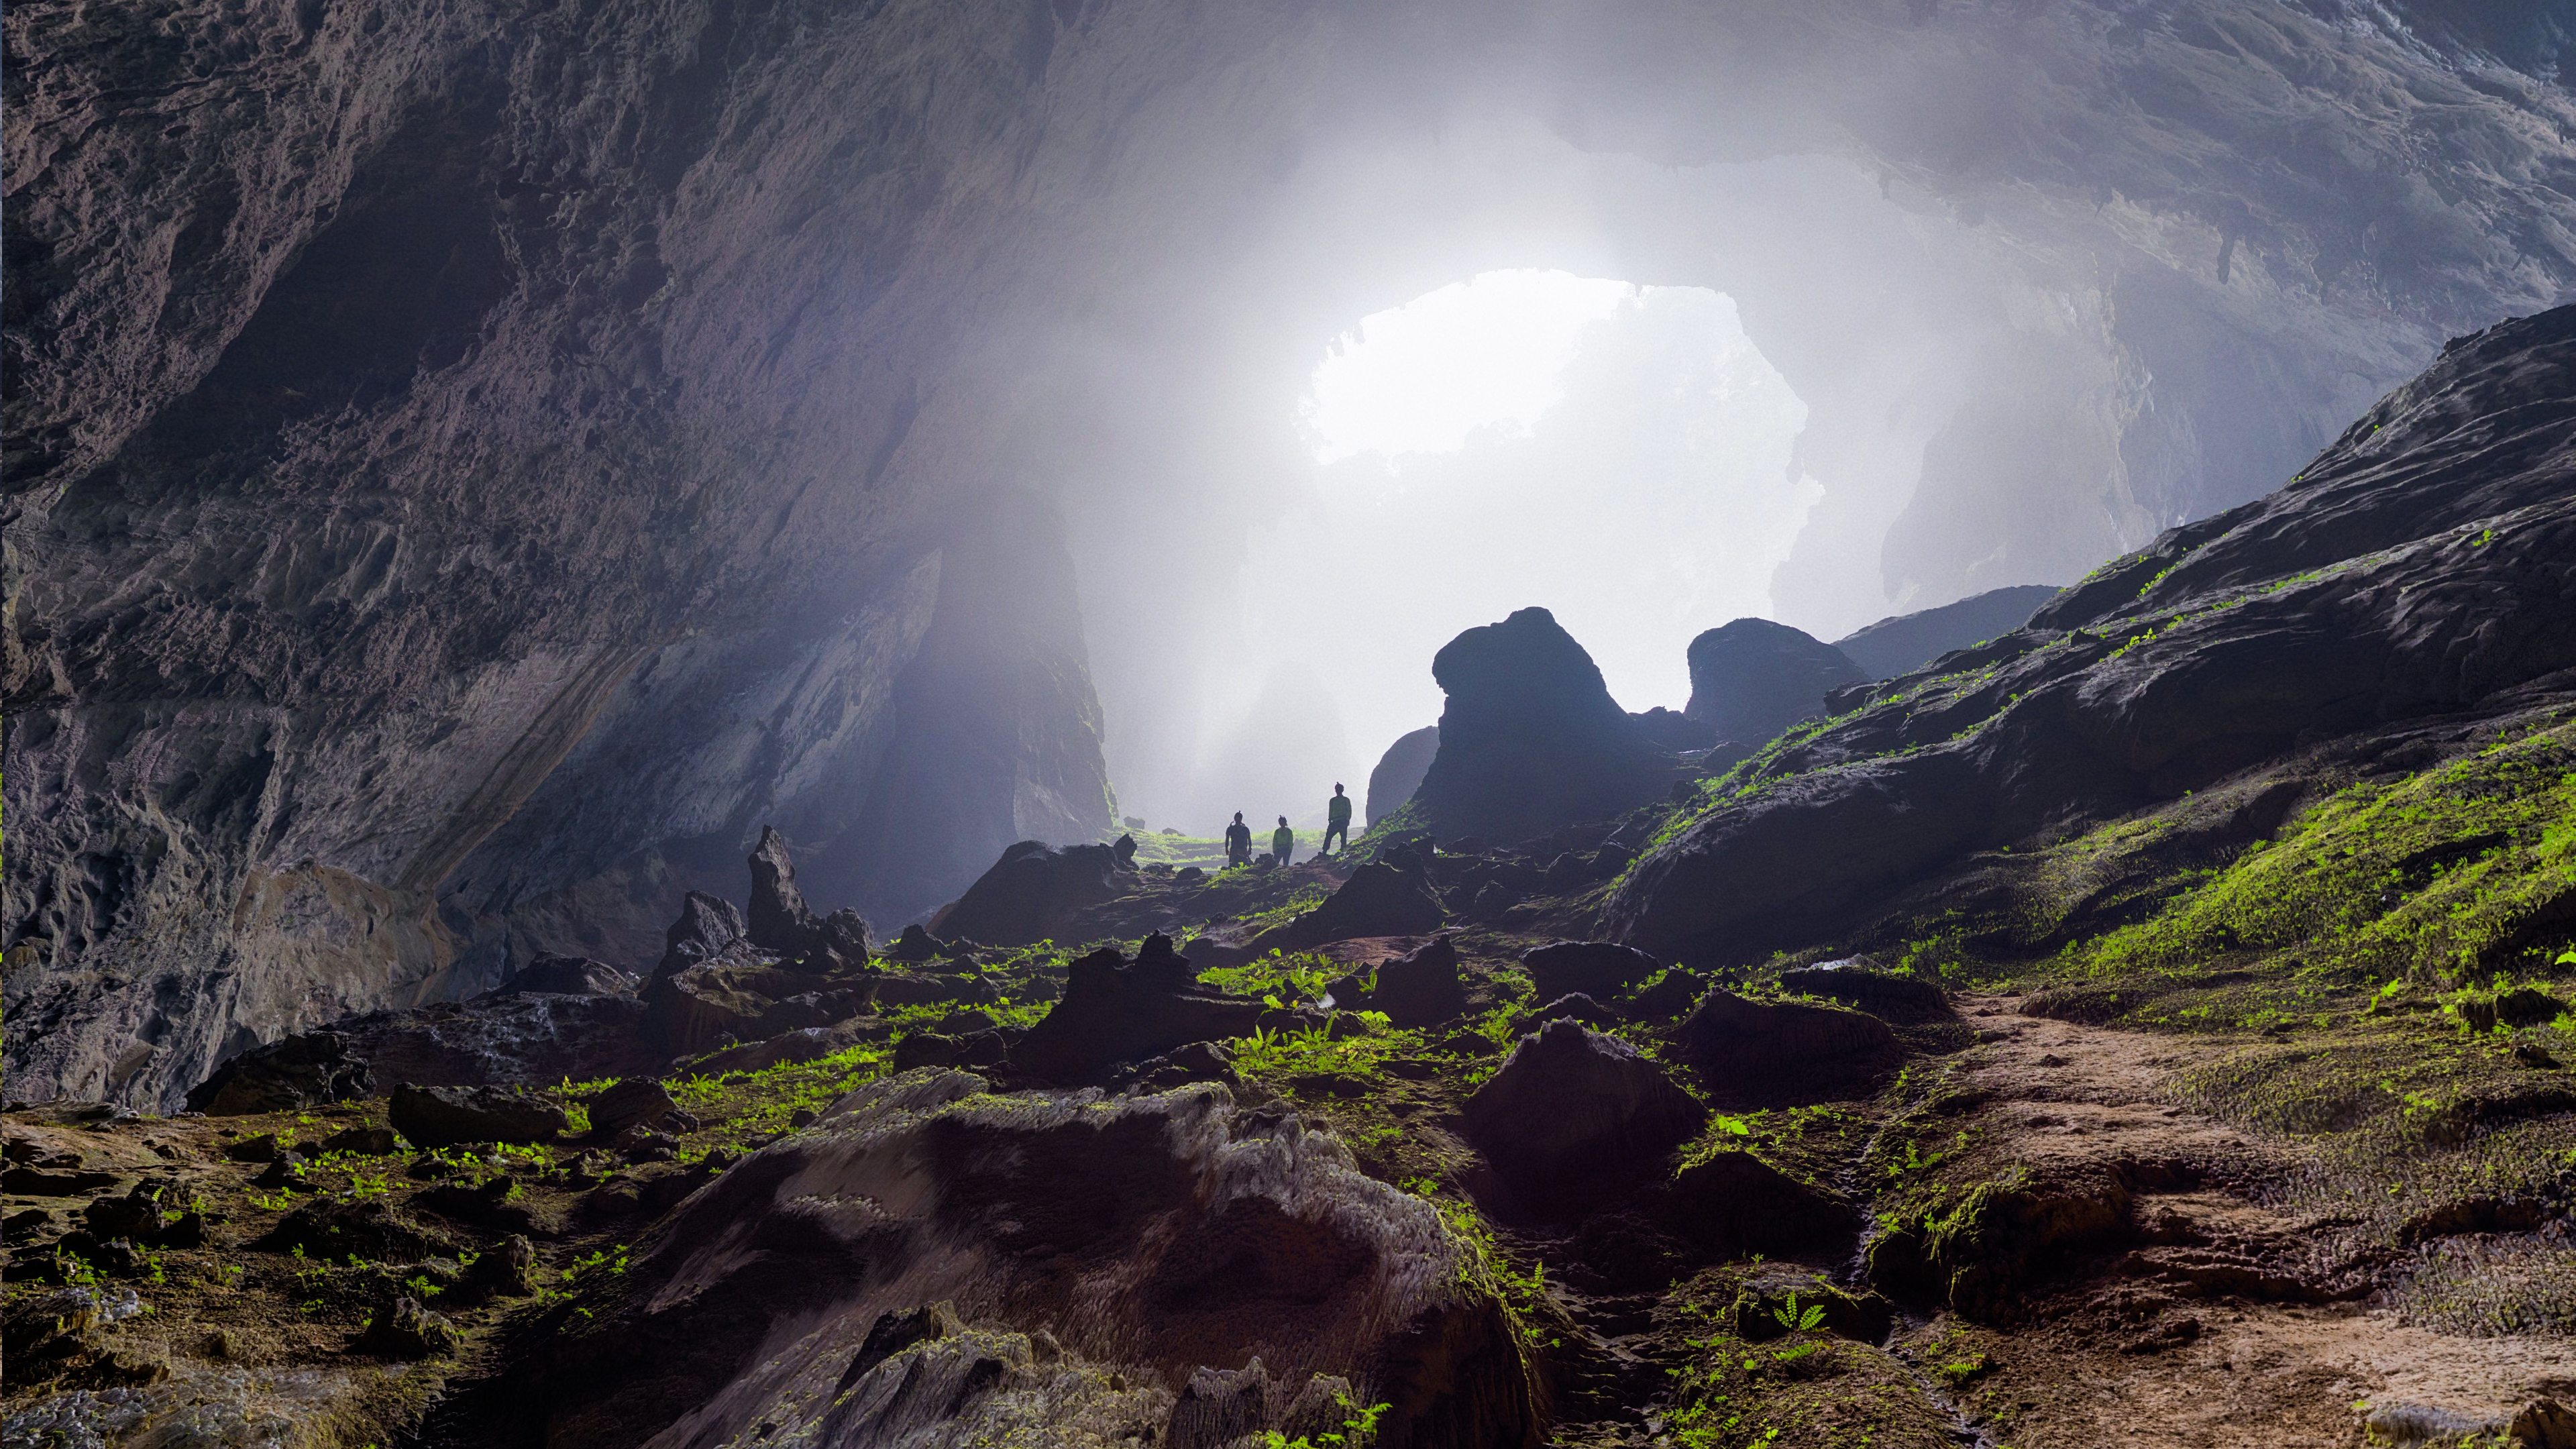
[1271,816,1295,867]
[1322,782,1353,855]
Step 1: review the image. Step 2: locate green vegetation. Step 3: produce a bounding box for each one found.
[2057,713,2576,995]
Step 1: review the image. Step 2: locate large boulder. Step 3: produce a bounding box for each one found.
[643,955,876,1057]
[1250,852,1446,955]
[184,1030,375,1115]
[439,1074,1541,1448]
[1832,584,2061,682]
[1366,724,1442,824]
[1612,310,2576,963]
[932,841,1130,947]
[1681,619,1866,748]
[1667,1150,1857,1256]
[1410,608,1674,844]
[1464,1021,1704,1211]
[743,825,872,963]
[1629,706,1720,753]
[1521,941,1660,1004]
[1676,991,1898,1102]
[1014,934,1266,1081]
[656,892,749,979]
[388,1084,570,1146]
[184,990,661,1114]
[1328,934,1469,1028]
[493,955,637,997]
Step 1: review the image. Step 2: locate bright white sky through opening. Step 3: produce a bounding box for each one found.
[1187,270,1822,833]
[1300,270,1637,461]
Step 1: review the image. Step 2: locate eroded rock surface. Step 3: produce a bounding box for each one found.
[1613,307,2576,963]
[1411,608,1676,844]
[437,1073,1539,1449]
[1831,584,2063,682]
[1682,619,1866,749]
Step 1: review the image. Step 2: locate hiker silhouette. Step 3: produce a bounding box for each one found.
[1322,782,1352,855]
[1224,812,1252,867]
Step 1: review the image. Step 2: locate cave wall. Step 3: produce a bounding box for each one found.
[7,0,2571,1106]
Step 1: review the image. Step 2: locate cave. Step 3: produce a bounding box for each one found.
[13,0,2565,1110]
[7,2,2576,1444]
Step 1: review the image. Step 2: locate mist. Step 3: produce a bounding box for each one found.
[1142,274,1817,833]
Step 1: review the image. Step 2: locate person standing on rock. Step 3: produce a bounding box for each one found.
[1271,816,1296,867]
[1321,783,1353,855]
[1225,812,1253,868]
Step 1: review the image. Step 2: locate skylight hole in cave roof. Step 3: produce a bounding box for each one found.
[1196,268,1821,827]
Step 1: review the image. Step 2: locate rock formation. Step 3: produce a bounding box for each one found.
[435,1073,1540,1448]
[1366,724,1441,825]
[1613,306,2576,963]
[930,841,1130,949]
[1681,619,1867,749]
[1831,584,2063,682]
[1013,934,1264,1082]
[1248,852,1447,956]
[1465,1021,1704,1214]
[1411,608,1674,845]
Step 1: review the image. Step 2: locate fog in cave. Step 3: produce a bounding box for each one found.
[1142,272,1818,833]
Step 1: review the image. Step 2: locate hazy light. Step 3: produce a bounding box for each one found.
[1184,276,1818,833]
[1300,270,1636,461]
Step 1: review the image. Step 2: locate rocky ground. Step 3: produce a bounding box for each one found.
[11,792,2576,1446]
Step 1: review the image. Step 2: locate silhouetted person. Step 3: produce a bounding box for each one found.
[1271,816,1295,867]
[1321,782,1352,855]
[1224,812,1252,868]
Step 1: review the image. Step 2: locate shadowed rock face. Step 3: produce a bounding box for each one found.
[429,1073,1540,1449]
[1413,608,1672,844]
[1683,619,1866,749]
[1833,584,2063,682]
[932,841,1129,949]
[1611,306,2576,963]
[7,0,2573,1110]
[1367,725,1441,826]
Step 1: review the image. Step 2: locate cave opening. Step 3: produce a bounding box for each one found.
[1177,268,1815,833]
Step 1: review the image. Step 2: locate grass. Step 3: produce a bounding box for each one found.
[2055,714,2576,994]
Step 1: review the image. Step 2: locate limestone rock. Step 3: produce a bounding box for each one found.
[1776,965,1953,1022]
[1668,1150,1856,1255]
[657,894,749,980]
[1630,706,1721,753]
[185,1032,374,1116]
[1167,1359,1275,1449]
[388,1084,569,1147]
[1833,584,2063,682]
[748,825,824,954]
[188,988,663,1112]
[587,1078,677,1137]
[930,841,1129,948]
[1365,724,1441,825]
[1250,852,1446,954]
[355,1295,459,1359]
[1014,934,1263,1082]
[1613,309,2576,963]
[1411,608,1676,844]
[494,955,639,997]
[1465,1021,1704,1210]
[1682,619,1866,749]
[1676,990,1899,1102]
[1522,941,1660,1004]
[1327,934,1468,1028]
[443,1075,1538,1448]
